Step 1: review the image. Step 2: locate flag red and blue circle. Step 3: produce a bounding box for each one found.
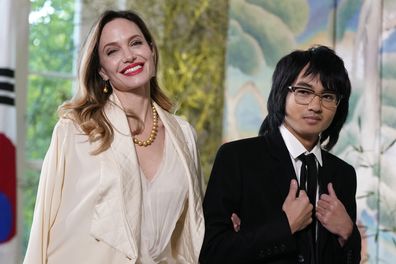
[0,133,16,243]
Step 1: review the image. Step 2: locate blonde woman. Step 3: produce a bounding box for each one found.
[24,10,204,264]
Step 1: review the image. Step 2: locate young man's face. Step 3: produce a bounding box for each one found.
[284,67,337,150]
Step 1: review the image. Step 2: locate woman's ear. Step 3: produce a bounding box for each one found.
[152,49,156,62]
[153,52,157,66]
[99,67,108,81]
[149,43,156,60]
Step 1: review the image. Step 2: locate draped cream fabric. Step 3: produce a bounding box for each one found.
[24,93,204,264]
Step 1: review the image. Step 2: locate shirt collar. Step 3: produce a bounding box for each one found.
[279,124,323,166]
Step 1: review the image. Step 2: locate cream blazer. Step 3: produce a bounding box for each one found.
[24,94,205,264]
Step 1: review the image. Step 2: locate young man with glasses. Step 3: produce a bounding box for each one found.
[200,45,361,264]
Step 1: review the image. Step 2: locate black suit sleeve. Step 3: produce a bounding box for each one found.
[321,161,361,264]
[199,143,297,264]
[337,164,361,264]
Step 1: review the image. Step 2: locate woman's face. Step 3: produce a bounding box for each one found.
[98,18,155,93]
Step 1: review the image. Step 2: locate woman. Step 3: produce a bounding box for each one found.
[24,10,204,264]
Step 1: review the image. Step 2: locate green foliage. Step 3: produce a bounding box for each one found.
[23,0,75,253]
[21,170,40,253]
[29,0,75,72]
[26,0,75,168]
[161,1,228,181]
[129,0,229,180]
[26,76,72,159]
[27,0,75,160]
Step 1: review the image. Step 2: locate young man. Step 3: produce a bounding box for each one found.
[200,46,361,264]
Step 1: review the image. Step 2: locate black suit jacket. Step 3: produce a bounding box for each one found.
[199,130,361,264]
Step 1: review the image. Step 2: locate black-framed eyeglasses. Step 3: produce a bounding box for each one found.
[288,85,342,109]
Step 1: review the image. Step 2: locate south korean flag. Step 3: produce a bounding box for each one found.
[0,68,16,250]
[0,0,18,262]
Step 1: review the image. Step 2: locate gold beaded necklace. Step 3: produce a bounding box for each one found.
[132,105,158,147]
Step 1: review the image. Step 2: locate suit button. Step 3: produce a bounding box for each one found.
[258,250,265,258]
[280,244,286,252]
[347,250,352,263]
[266,248,272,255]
[297,254,305,263]
[273,245,279,254]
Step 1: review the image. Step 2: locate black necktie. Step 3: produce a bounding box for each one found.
[299,153,318,209]
[299,153,318,263]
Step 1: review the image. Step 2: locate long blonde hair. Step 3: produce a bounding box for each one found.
[59,10,172,154]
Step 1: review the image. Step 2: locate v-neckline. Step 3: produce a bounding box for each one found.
[140,131,167,184]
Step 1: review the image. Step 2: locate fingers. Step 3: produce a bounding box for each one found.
[303,199,314,218]
[316,203,326,213]
[318,193,338,207]
[297,209,313,232]
[304,215,312,224]
[298,194,314,231]
[327,182,337,198]
[315,210,325,224]
[298,190,308,198]
[231,213,240,224]
[295,190,312,211]
[316,203,327,217]
[231,213,241,232]
[319,193,332,202]
[286,179,298,200]
[282,180,316,234]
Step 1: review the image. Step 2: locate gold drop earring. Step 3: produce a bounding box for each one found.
[103,81,110,94]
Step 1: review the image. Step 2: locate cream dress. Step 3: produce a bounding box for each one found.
[138,132,188,263]
[23,94,204,264]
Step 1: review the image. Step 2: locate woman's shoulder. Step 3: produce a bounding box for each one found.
[55,117,78,130]
[57,117,75,126]
[52,117,84,139]
[173,114,192,127]
[172,115,197,137]
[49,117,97,157]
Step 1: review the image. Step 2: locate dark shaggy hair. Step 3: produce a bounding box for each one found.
[259,45,351,150]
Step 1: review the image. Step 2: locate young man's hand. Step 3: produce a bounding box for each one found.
[316,183,353,246]
[282,179,313,234]
[231,213,241,232]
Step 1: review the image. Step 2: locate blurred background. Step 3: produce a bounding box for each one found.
[0,0,395,263]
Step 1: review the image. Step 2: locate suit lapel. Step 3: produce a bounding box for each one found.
[266,130,298,199]
[155,104,192,168]
[153,103,204,262]
[266,129,321,263]
[90,94,141,260]
[317,150,335,260]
